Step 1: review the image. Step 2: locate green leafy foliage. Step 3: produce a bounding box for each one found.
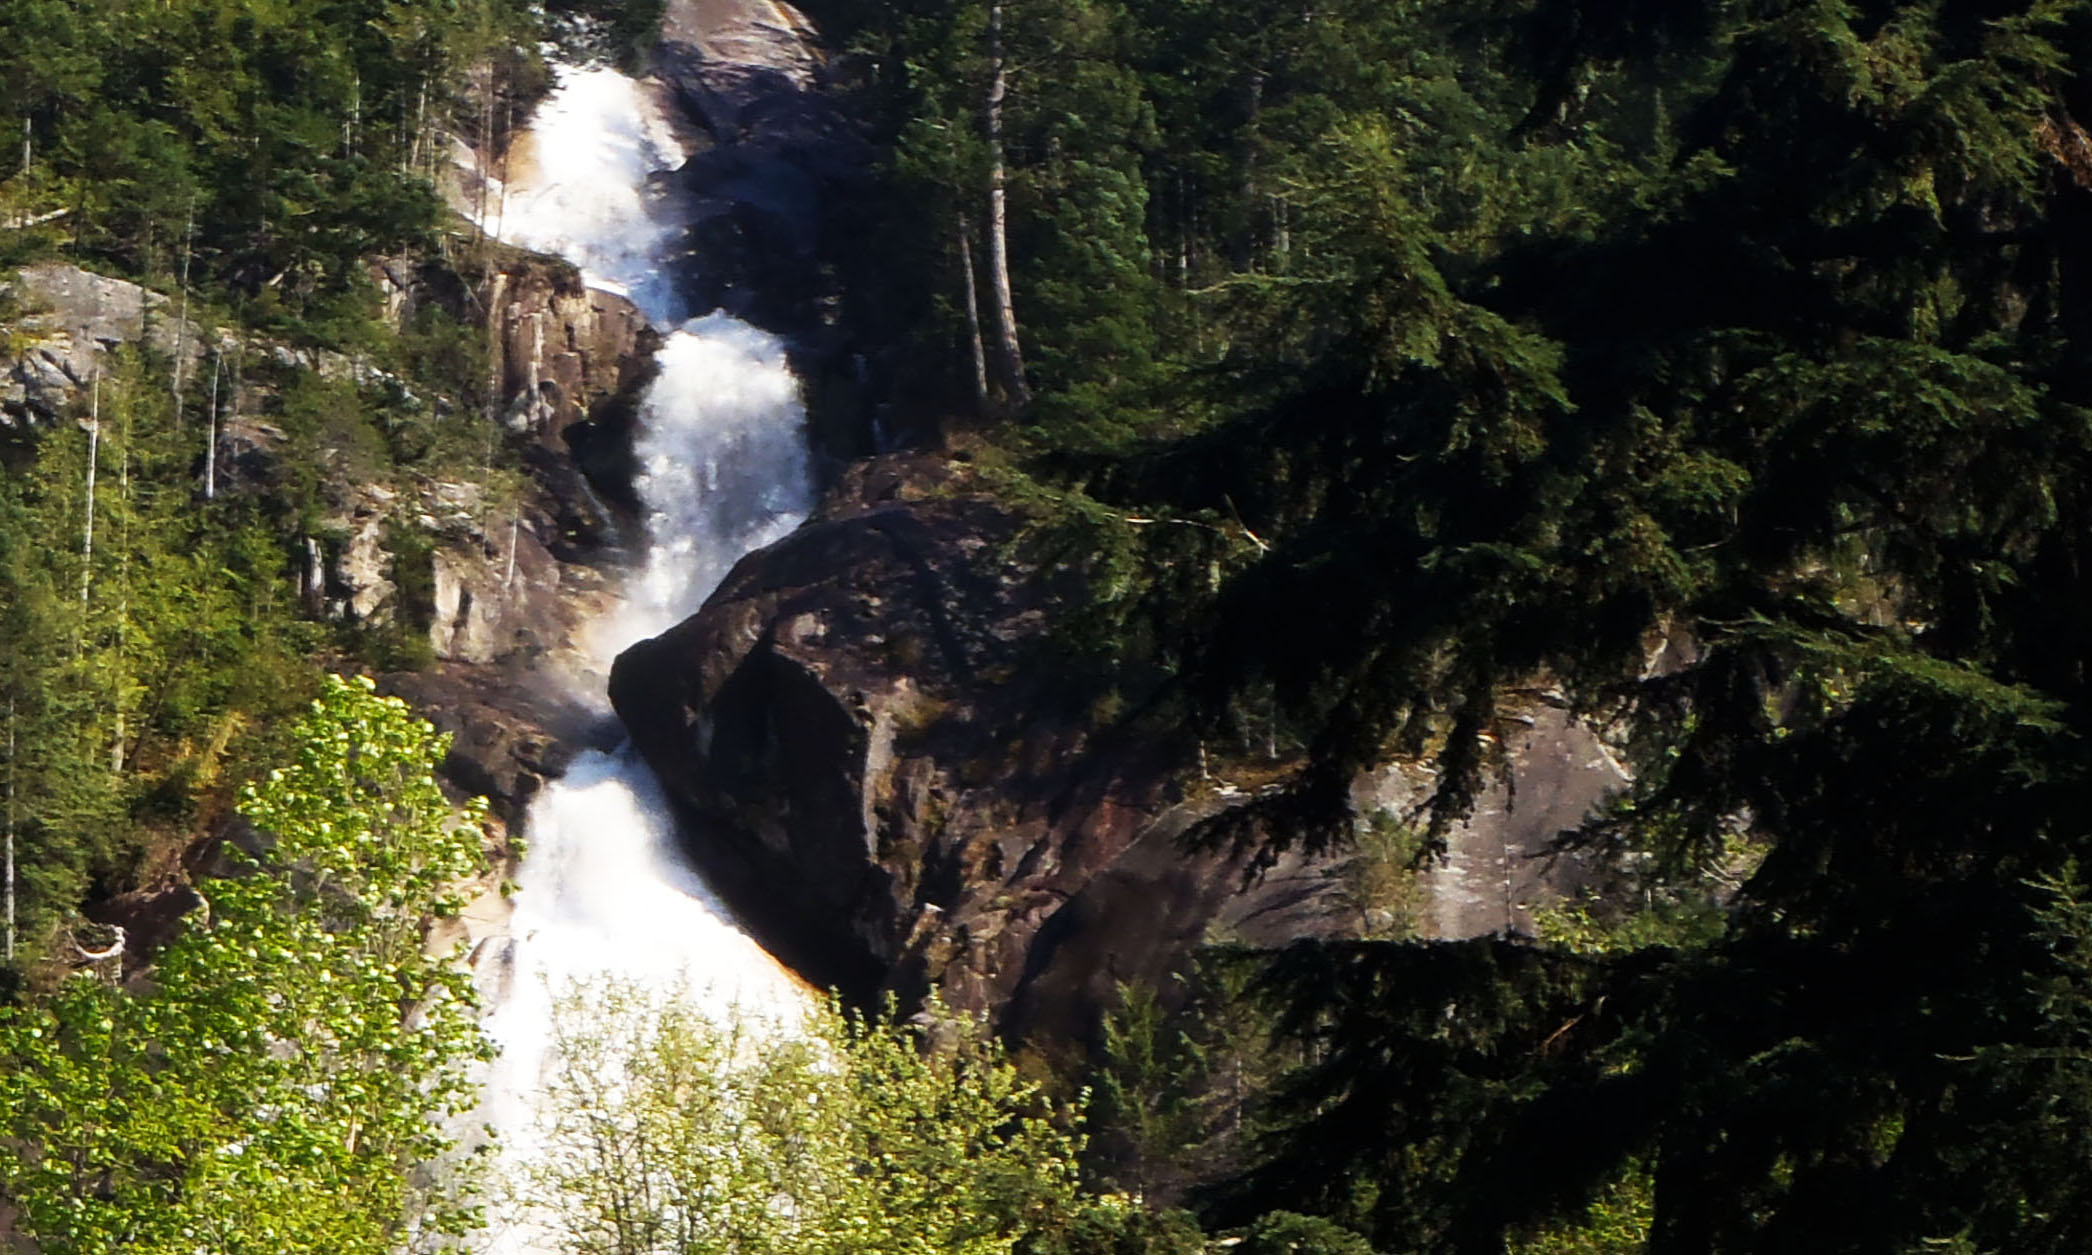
[0,674,491,1254]
[520,982,1088,1255]
[1,0,542,325]
[0,355,318,961]
[1084,960,1287,1212]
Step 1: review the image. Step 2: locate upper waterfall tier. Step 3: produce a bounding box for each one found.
[485,65,695,327]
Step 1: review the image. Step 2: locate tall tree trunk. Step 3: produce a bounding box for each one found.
[956,213,991,415]
[5,695,15,964]
[418,75,433,175]
[112,394,131,775]
[170,201,195,425]
[982,0,1030,410]
[1234,68,1265,272]
[204,350,222,501]
[81,375,99,607]
[504,511,520,594]
[474,68,495,243]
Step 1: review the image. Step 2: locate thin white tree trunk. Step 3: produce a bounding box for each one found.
[410,76,429,175]
[504,511,520,592]
[347,70,361,157]
[80,374,99,606]
[204,350,221,500]
[982,0,1030,410]
[956,213,990,414]
[14,117,27,229]
[112,394,132,775]
[474,69,495,243]
[170,202,195,423]
[5,695,16,963]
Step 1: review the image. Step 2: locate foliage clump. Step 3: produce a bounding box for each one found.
[0,675,491,1255]
[520,982,1088,1255]
[812,0,2092,1247]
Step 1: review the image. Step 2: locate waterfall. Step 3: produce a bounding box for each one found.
[470,62,818,1255]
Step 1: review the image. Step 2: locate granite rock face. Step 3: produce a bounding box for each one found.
[610,455,1359,1040]
[656,0,865,335]
[1,263,202,425]
[485,261,658,449]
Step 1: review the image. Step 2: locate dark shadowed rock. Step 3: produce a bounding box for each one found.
[381,662,624,829]
[655,0,867,335]
[610,454,1360,1041]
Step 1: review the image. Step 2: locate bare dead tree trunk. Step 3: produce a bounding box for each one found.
[6,695,16,963]
[113,390,132,774]
[347,70,362,158]
[204,350,221,501]
[484,271,510,427]
[170,202,195,426]
[81,374,99,607]
[13,117,28,229]
[982,0,1030,410]
[504,511,520,593]
[495,96,513,240]
[955,213,991,414]
[474,68,494,243]
[410,75,430,176]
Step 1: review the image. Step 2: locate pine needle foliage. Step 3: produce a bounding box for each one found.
[816,0,2092,1247]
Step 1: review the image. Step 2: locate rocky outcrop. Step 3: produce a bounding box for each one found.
[1,263,202,425]
[382,661,622,828]
[610,450,1642,1040]
[1361,704,1626,941]
[656,0,865,336]
[609,455,1359,1041]
[484,259,658,450]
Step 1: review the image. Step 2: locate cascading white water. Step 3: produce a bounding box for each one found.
[470,62,818,1255]
[490,65,692,323]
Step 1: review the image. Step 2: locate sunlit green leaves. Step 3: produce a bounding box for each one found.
[0,674,490,1255]
[520,982,1085,1255]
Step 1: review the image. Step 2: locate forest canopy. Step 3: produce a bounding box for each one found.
[805,0,2092,1249]
[9,0,2092,1251]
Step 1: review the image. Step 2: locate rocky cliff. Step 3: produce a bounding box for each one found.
[373,252,659,824]
[1,263,203,426]
[609,455,1350,1040]
[608,449,1638,1039]
[656,0,862,336]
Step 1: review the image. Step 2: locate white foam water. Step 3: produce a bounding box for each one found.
[471,61,818,1255]
[489,64,692,323]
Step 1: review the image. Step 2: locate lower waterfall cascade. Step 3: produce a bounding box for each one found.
[467,60,819,1254]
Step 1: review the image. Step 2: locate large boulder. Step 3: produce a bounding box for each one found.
[610,455,1357,1040]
